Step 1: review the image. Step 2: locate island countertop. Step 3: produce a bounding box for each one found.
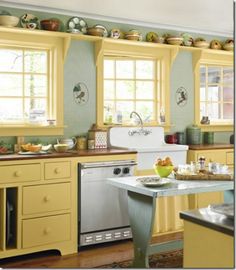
[0,148,137,161]
[180,206,234,236]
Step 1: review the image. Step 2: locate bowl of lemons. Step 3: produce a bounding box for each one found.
[153,157,174,178]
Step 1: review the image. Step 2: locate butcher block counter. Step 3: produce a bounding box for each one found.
[0,148,137,260]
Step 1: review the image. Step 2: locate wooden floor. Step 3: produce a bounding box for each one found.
[0,232,183,268]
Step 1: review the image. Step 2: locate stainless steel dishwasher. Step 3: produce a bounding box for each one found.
[78,160,136,247]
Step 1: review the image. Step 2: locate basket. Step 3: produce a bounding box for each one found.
[88,126,107,149]
[175,172,233,181]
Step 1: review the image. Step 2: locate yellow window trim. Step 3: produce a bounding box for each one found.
[193,50,233,132]
[95,39,177,132]
[0,31,65,136]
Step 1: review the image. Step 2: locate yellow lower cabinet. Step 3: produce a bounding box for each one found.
[22,183,71,215]
[22,214,71,248]
[183,220,234,268]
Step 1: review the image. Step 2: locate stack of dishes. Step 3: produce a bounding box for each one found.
[166,36,183,45]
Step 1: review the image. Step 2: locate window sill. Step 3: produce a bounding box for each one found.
[0,125,66,136]
[196,124,233,132]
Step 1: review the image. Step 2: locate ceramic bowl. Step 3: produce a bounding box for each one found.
[154,165,174,178]
[193,41,209,48]
[223,43,233,51]
[0,15,19,27]
[125,34,140,41]
[87,27,104,36]
[21,144,42,152]
[40,19,60,31]
[166,37,183,46]
[54,144,69,153]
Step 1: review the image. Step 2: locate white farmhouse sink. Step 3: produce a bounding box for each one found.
[108,126,189,170]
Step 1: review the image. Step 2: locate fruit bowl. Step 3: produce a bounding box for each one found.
[154,165,174,178]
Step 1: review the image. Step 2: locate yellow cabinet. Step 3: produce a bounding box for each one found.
[187,147,234,208]
[22,214,71,248]
[0,163,41,184]
[22,183,71,215]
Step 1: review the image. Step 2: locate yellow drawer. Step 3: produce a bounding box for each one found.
[44,161,71,180]
[22,183,71,215]
[0,163,41,183]
[22,214,71,248]
[226,152,234,165]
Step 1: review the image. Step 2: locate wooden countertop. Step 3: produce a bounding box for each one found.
[188,143,234,150]
[0,148,137,161]
[180,206,234,236]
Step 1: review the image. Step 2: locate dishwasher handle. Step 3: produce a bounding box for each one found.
[80,160,137,169]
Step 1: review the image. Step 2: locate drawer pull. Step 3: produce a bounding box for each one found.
[44,227,51,235]
[54,168,61,174]
[14,171,22,177]
[43,195,51,202]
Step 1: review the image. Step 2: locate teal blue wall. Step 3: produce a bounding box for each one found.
[0,5,233,145]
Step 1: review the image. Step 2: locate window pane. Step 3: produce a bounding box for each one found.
[223,86,233,102]
[208,67,221,83]
[136,81,154,99]
[223,67,233,85]
[136,60,154,79]
[116,81,134,99]
[24,50,47,73]
[25,75,47,96]
[200,87,206,101]
[136,101,154,122]
[116,101,134,122]
[104,60,114,79]
[116,60,134,79]
[0,99,23,121]
[200,66,206,84]
[200,102,207,118]
[223,103,233,119]
[208,85,220,102]
[25,98,47,123]
[0,49,22,72]
[104,80,115,99]
[0,74,22,96]
[207,103,221,119]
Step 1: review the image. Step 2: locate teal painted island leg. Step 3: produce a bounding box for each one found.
[127,191,156,268]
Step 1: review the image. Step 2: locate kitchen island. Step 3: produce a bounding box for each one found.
[180,205,234,268]
[107,176,234,268]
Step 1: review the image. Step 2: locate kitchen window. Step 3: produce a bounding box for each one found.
[193,50,233,131]
[95,40,175,130]
[0,31,65,136]
[0,47,49,125]
[200,65,233,123]
[103,57,162,125]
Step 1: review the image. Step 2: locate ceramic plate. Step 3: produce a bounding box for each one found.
[20,13,39,29]
[18,151,50,155]
[209,203,234,219]
[137,177,171,187]
[67,17,87,34]
[0,151,13,155]
[94,24,108,37]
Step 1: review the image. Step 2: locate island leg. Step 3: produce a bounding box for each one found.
[127,191,156,268]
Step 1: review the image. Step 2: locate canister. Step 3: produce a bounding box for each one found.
[77,137,87,150]
[203,132,214,144]
[176,132,185,144]
[186,125,201,145]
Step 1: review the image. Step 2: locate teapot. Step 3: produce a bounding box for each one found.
[57,137,76,150]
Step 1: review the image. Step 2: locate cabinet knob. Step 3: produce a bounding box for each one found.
[54,167,61,174]
[44,227,51,234]
[44,195,51,202]
[14,171,22,177]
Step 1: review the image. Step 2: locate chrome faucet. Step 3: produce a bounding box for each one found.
[130,111,143,128]
[128,111,152,136]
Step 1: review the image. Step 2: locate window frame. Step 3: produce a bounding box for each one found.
[95,39,177,131]
[0,31,65,136]
[193,50,233,132]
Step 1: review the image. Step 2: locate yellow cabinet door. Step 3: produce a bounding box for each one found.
[22,214,71,248]
[44,161,71,180]
[22,183,71,215]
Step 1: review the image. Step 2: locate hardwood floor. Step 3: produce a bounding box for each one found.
[0,232,183,268]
